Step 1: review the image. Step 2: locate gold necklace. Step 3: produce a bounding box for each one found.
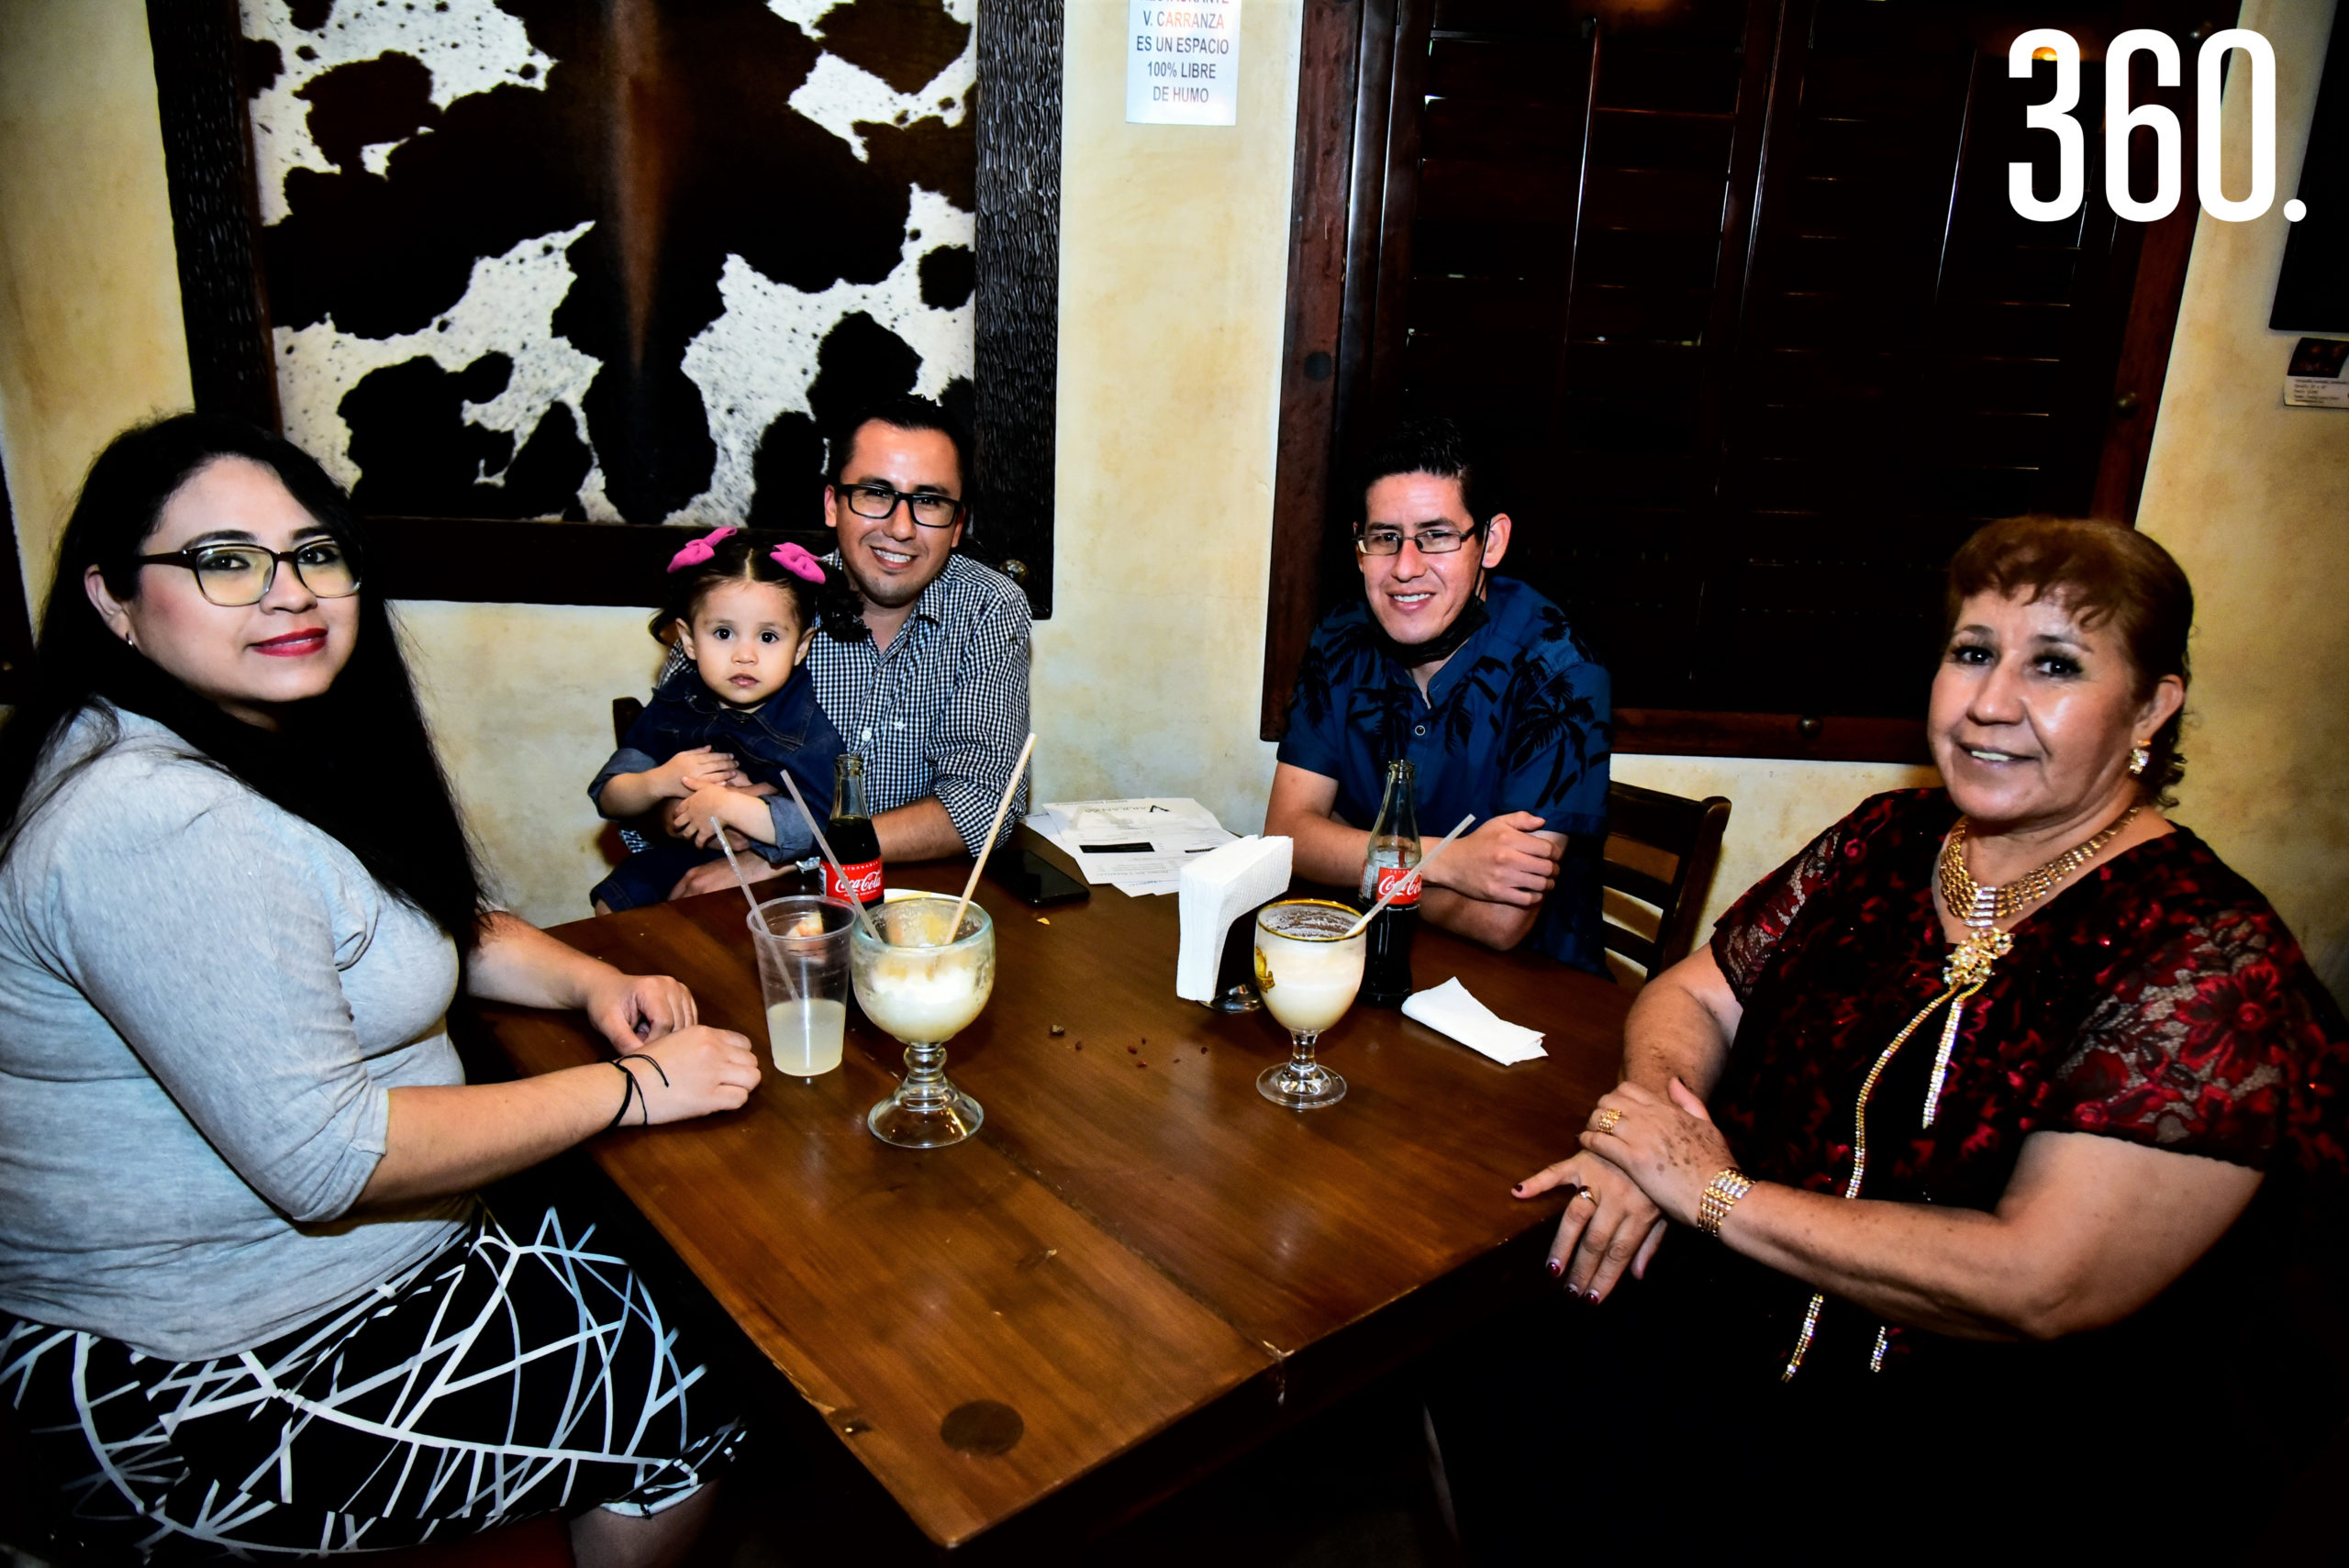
[1780,920,2017,1383]
[1936,804,2141,930]
[1780,801,2139,1384]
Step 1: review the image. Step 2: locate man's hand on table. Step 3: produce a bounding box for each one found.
[1424,812,1564,906]
[667,855,786,902]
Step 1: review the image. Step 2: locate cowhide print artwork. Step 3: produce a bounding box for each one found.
[241,0,976,528]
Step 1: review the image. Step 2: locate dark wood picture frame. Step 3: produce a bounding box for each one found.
[144,0,1061,616]
[0,449,35,706]
[1264,0,2214,763]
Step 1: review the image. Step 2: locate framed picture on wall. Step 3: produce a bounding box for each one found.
[145,0,1061,613]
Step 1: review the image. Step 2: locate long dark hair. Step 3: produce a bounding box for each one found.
[650,531,866,652]
[0,414,488,951]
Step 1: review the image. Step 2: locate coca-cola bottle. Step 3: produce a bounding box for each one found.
[1356,759,1421,1007]
[825,755,885,907]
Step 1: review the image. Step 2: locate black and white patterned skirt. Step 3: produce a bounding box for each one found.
[0,1203,744,1559]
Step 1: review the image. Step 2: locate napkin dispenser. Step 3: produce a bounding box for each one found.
[1175,836,1293,1004]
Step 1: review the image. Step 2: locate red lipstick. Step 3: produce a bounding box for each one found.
[253,629,328,657]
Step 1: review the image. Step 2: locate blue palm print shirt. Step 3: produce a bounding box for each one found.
[1277,576,1612,973]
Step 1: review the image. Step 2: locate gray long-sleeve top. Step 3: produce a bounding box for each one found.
[0,707,468,1359]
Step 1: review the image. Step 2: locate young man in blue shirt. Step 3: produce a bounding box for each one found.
[1266,418,1611,970]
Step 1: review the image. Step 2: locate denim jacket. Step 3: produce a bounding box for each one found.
[588,664,843,862]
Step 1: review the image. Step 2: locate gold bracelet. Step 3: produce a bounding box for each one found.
[1697,1167,1753,1238]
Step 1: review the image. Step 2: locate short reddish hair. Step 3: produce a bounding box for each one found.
[1943,516,2193,802]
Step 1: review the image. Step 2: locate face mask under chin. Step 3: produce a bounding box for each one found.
[1370,586,1488,670]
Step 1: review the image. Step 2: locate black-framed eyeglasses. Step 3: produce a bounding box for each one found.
[133,540,361,607]
[1354,521,1482,557]
[838,483,966,530]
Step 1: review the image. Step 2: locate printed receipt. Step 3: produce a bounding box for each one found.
[1028,797,1239,896]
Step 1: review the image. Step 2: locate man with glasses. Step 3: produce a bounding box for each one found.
[665,395,1030,897]
[1266,417,1610,968]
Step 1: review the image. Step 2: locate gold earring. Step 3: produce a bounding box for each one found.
[2128,744,2150,777]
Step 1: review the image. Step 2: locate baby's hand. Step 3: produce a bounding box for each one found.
[656,747,736,799]
[664,794,756,850]
[678,784,756,848]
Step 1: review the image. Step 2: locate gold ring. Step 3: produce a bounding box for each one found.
[1571,1185,1600,1207]
[1593,1107,1624,1134]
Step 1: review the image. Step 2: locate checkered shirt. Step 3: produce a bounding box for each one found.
[810,551,1031,852]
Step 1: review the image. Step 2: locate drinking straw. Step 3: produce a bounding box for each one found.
[950,732,1039,940]
[776,772,883,942]
[1341,813,1476,940]
[712,819,796,1003]
[711,820,764,919]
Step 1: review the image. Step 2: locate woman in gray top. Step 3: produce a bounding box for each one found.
[0,417,761,1563]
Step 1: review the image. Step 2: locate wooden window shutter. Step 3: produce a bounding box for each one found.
[1265,0,2220,762]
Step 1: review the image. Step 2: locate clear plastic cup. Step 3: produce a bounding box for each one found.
[748,895,855,1078]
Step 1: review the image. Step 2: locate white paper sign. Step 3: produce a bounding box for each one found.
[1127,0,1242,127]
[2284,336,2349,409]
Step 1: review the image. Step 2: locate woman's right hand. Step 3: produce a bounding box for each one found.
[618,1025,761,1124]
[1514,1151,1667,1304]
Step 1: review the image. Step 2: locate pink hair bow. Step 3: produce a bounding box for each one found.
[666,526,739,573]
[770,542,825,584]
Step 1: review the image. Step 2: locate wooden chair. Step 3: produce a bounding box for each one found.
[613,696,645,748]
[1599,782,1731,981]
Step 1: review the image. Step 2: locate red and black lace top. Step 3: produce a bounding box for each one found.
[1678,790,2349,1385]
[1709,790,2349,1218]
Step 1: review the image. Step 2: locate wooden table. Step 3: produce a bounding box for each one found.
[480,840,1631,1553]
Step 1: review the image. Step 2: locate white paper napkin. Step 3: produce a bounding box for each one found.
[1174,836,1294,1002]
[1401,977,1548,1064]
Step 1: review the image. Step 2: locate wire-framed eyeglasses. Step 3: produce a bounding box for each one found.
[134,539,361,607]
[1354,521,1483,557]
[837,483,966,529]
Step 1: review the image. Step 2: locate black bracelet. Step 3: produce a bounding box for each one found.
[607,1061,641,1130]
[615,1052,669,1127]
[616,1051,671,1087]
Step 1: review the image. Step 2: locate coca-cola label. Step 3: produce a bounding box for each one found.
[826,858,885,904]
[1374,864,1422,908]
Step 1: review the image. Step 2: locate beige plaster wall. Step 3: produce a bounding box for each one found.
[394,601,671,920]
[2138,0,2349,989]
[0,0,193,611]
[1611,755,1938,927]
[1033,0,1299,834]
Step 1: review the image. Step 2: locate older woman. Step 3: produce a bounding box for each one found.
[0,417,761,1562]
[1438,517,2346,1557]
